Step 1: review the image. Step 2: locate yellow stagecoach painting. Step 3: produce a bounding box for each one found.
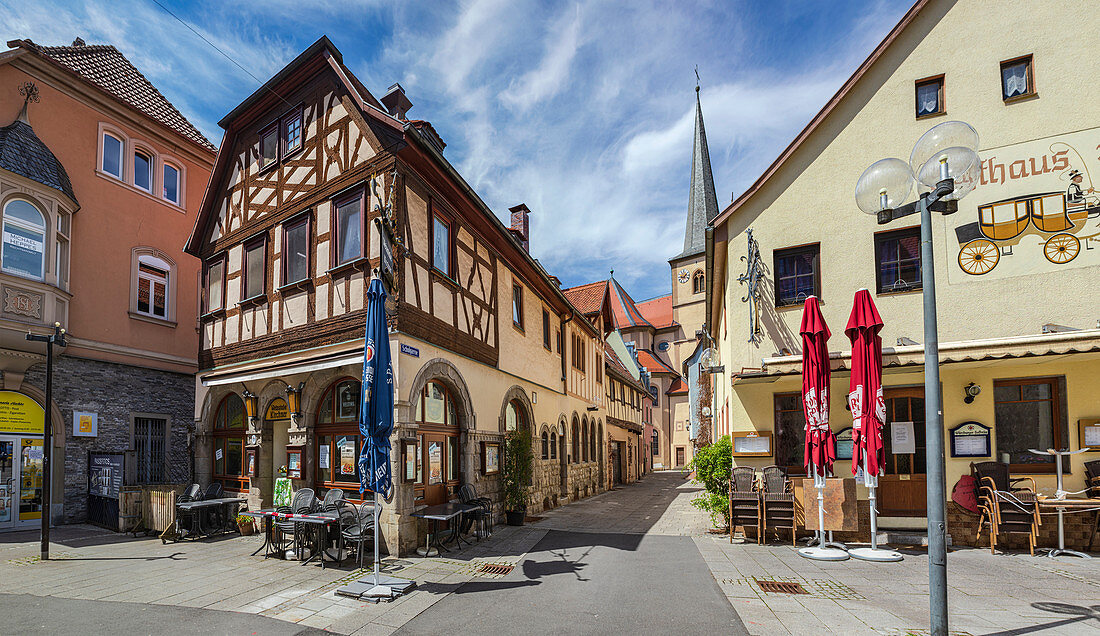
[955,190,1100,275]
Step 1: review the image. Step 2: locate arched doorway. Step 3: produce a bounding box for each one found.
[413,380,461,505]
[314,378,365,498]
[0,390,46,530]
[212,394,247,493]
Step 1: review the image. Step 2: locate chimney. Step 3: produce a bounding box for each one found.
[381,83,413,120]
[71,37,85,47]
[509,204,531,252]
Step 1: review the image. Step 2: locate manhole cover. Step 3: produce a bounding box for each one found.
[756,580,808,594]
[477,563,514,576]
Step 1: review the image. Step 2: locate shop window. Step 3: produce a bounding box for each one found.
[316,379,366,492]
[692,270,705,294]
[875,227,921,293]
[134,149,153,192]
[134,416,166,484]
[994,377,1067,472]
[136,254,171,320]
[512,284,524,330]
[2,199,46,281]
[102,132,123,178]
[413,380,462,502]
[1000,55,1034,102]
[334,190,364,266]
[204,255,225,313]
[282,215,310,285]
[915,75,945,118]
[774,244,820,307]
[163,163,181,204]
[213,394,247,492]
[774,392,806,474]
[243,235,266,300]
[541,431,549,460]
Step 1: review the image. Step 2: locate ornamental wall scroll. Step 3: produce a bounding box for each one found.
[737,228,764,344]
[3,286,43,319]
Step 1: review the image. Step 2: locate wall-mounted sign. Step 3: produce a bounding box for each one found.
[265,398,289,422]
[950,421,992,458]
[731,431,772,457]
[1078,418,1100,451]
[890,421,916,455]
[73,411,98,437]
[835,427,854,461]
[88,452,124,499]
[0,391,43,435]
[400,343,420,358]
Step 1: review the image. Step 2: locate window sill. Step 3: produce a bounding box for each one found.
[278,279,314,294]
[1003,92,1038,105]
[430,268,459,290]
[257,161,279,176]
[327,257,370,279]
[916,111,946,121]
[513,323,525,334]
[877,286,922,297]
[128,311,177,328]
[237,294,268,309]
[776,298,817,310]
[94,169,186,213]
[201,308,226,321]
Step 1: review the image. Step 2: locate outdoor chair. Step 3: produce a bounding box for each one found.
[972,461,1041,555]
[1085,460,1100,551]
[272,505,297,555]
[458,484,493,539]
[760,465,797,546]
[727,467,761,544]
[322,489,345,512]
[340,502,375,568]
[202,482,223,500]
[173,484,203,539]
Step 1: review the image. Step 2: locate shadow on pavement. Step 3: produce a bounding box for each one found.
[982,602,1100,635]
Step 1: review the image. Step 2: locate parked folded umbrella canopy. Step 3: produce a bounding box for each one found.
[800,296,835,474]
[359,277,394,496]
[845,289,886,478]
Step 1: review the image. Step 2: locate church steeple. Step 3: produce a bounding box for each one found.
[673,81,718,262]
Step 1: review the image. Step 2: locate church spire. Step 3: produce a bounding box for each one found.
[673,78,718,261]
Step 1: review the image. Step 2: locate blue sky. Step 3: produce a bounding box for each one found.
[1,0,912,300]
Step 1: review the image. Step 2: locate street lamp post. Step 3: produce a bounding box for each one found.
[26,321,67,561]
[855,121,981,636]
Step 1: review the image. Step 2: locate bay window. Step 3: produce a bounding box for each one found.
[2,199,46,280]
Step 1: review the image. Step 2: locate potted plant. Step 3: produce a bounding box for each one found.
[236,513,255,536]
[502,428,533,526]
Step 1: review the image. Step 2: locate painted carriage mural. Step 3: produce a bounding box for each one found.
[949,130,1100,280]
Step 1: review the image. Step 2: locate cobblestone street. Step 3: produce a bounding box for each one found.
[1,471,1098,634]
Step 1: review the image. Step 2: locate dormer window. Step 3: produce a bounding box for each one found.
[134,149,152,192]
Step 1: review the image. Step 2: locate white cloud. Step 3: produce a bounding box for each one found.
[499,5,583,109]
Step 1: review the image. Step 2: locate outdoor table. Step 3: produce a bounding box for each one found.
[1036,496,1100,557]
[1029,448,1095,558]
[244,509,341,569]
[174,497,244,540]
[411,502,478,555]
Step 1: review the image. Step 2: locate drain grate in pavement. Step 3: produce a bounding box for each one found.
[722,576,866,601]
[756,580,807,594]
[477,563,514,576]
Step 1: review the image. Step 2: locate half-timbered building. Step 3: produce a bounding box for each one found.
[186,37,606,554]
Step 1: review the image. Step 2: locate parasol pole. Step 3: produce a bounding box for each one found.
[849,455,902,562]
[798,439,848,561]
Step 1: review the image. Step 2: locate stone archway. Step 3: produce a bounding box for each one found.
[497,385,534,435]
[407,358,475,433]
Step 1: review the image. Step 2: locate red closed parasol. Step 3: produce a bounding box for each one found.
[800,296,834,474]
[845,289,886,478]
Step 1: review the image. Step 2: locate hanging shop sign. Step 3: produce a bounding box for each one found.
[73,411,98,437]
[265,398,289,422]
[950,421,992,458]
[0,391,44,435]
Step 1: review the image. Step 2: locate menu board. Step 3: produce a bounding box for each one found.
[732,432,772,457]
[428,441,442,484]
[835,427,854,461]
[950,421,992,458]
[338,437,356,475]
[88,452,124,499]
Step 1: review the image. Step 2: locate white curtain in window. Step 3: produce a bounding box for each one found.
[1003,64,1027,97]
[916,83,939,115]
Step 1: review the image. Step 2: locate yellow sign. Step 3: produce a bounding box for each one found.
[79,415,93,432]
[265,398,289,421]
[0,391,44,435]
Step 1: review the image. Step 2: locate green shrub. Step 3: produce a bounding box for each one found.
[688,435,732,529]
[502,428,533,512]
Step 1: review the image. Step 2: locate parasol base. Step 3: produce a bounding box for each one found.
[849,547,903,562]
[358,573,416,591]
[1043,548,1091,559]
[798,546,849,561]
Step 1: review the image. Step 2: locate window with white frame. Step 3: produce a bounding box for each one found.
[134,149,153,192]
[102,132,123,178]
[2,198,46,280]
[136,254,170,320]
[162,163,180,204]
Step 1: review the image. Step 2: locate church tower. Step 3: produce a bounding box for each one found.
[669,83,719,446]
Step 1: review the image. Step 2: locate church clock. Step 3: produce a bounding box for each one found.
[677,269,689,284]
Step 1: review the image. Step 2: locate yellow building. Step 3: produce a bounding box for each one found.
[707,0,1100,538]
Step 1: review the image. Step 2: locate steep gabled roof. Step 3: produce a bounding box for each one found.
[636,294,675,329]
[8,39,214,150]
[672,86,718,262]
[712,0,934,227]
[636,349,677,376]
[561,280,607,315]
[667,377,688,395]
[0,109,76,204]
[607,276,653,329]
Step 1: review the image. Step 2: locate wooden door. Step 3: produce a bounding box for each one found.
[675,446,685,467]
[877,388,927,516]
[422,434,448,506]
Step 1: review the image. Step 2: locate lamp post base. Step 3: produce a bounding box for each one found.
[798,546,850,561]
[849,547,903,562]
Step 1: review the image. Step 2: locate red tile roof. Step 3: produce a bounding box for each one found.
[667,377,688,395]
[637,349,677,375]
[561,280,607,315]
[11,39,214,150]
[607,277,652,329]
[636,294,675,329]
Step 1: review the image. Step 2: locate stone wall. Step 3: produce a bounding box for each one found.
[24,355,194,523]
